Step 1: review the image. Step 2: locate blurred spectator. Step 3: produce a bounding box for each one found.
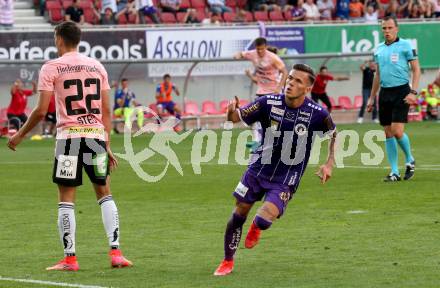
[335,0,350,19]
[349,0,364,19]
[116,0,139,23]
[433,0,440,17]
[182,8,201,23]
[117,0,128,11]
[39,0,45,16]
[65,0,85,24]
[364,5,379,22]
[420,0,434,17]
[136,0,160,23]
[365,0,382,10]
[0,0,13,29]
[358,60,378,123]
[233,9,248,22]
[161,0,187,13]
[303,0,320,20]
[379,0,390,10]
[282,0,298,12]
[7,80,37,130]
[290,0,306,20]
[101,7,117,24]
[259,0,282,11]
[408,1,423,16]
[397,0,410,17]
[385,0,399,16]
[202,12,222,24]
[100,0,117,23]
[208,0,233,14]
[317,0,335,20]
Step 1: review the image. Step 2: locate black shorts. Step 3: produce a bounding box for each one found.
[53,138,109,187]
[378,84,410,126]
[45,112,56,124]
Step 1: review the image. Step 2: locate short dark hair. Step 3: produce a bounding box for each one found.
[121,78,128,82]
[293,64,316,85]
[163,74,171,79]
[55,21,81,48]
[382,15,398,26]
[319,66,327,72]
[267,46,278,54]
[254,37,267,47]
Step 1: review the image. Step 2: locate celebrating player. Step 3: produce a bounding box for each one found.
[234,37,288,151]
[214,64,337,276]
[7,21,132,271]
[367,16,420,182]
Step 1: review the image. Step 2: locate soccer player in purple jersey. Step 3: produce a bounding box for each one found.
[214,64,337,276]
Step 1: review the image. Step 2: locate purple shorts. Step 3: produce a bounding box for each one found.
[157,101,176,114]
[233,170,294,217]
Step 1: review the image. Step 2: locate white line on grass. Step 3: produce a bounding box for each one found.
[347,210,368,214]
[0,276,108,288]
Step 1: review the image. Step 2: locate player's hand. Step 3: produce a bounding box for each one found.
[404,93,418,105]
[245,69,252,77]
[108,149,118,172]
[7,133,24,151]
[366,97,375,113]
[227,96,240,113]
[315,164,332,184]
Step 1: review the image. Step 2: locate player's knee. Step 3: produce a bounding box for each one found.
[254,215,272,230]
[235,200,252,217]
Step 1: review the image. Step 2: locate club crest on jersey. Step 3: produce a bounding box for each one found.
[284,111,296,122]
[294,123,308,136]
[270,106,285,116]
[270,120,279,131]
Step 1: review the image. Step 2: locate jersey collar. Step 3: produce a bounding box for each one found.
[385,37,400,46]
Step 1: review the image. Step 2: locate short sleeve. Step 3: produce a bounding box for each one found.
[238,96,266,126]
[38,63,56,92]
[316,109,336,136]
[99,64,111,90]
[373,51,379,64]
[403,41,417,62]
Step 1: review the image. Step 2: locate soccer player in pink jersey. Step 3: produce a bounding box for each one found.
[234,37,288,151]
[7,21,132,271]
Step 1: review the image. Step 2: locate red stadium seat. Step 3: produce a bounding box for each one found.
[176,12,187,23]
[184,101,200,116]
[46,1,63,24]
[237,0,247,9]
[223,12,236,22]
[191,0,206,9]
[79,0,93,9]
[46,0,61,9]
[354,95,363,109]
[83,8,99,24]
[219,100,229,113]
[202,101,223,115]
[283,10,293,21]
[62,0,73,10]
[329,96,342,110]
[160,12,177,23]
[195,9,206,21]
[253,11,269,21]
[338,96,353,109]
[225,0,237,9]
[269,11,284,22]
[243,11,253,22]
[180,0,191,9]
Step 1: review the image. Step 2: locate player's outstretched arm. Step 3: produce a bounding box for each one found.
[316,130,337,184]
[226,96,241,123]
[7,91,51,151]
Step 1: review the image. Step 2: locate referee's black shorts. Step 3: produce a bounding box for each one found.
[378,83,410,126]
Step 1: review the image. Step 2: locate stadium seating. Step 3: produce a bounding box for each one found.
[46,0,63,24]
[253,11,269,22]
[176,12,187,23]
[190,0,206,10]
[202,101,223,115]
[223,12,236,22]
[243,11,253,22]
[84,8,99,24]
[283,11,292,21]
[338,96,353,110]
[219,100,229,113]
[160,12,177,24]
[329,96,341,110]
[354,95,363,109]
[184,101,201,116]
[225,0,237,9]
[269,11,285,22]
[62,0,73,10]
[180,0,191,9]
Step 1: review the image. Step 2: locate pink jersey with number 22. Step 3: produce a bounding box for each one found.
[38,51,110,140]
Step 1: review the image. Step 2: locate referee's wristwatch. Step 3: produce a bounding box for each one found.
[409,89,418,96]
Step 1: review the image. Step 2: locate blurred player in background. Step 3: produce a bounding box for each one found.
[214,64,337,276]
[357,60,378,123]
[7,79,37,130]
[7,21,132,271]
[156,73,182,130]
[235,37,288,151]
[367,16,420,182]
[113,78,144,132]
[311,66,349,113]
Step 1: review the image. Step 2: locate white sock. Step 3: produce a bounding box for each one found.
[58,202,76,256]
[251,122,262,143]
[98,195,120,249]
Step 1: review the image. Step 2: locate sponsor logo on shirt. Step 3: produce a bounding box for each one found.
[240,102,260,118]
[271,106,285,116]
[390,53,399,63]
[297,110,311,122]
[267,100,282,106]
[270,120,279,131]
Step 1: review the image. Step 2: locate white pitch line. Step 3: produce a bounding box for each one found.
[0,276,108,288]
[347,210,368,214]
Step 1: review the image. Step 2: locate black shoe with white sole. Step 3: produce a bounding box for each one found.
[404,160,415,180]
[383,173,401,182]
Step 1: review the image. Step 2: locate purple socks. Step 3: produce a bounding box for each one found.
[224,213,247,261]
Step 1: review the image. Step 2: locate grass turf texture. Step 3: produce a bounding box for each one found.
[0,122,438,288]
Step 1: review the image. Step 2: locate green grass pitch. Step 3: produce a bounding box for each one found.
[0,122,438,288]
